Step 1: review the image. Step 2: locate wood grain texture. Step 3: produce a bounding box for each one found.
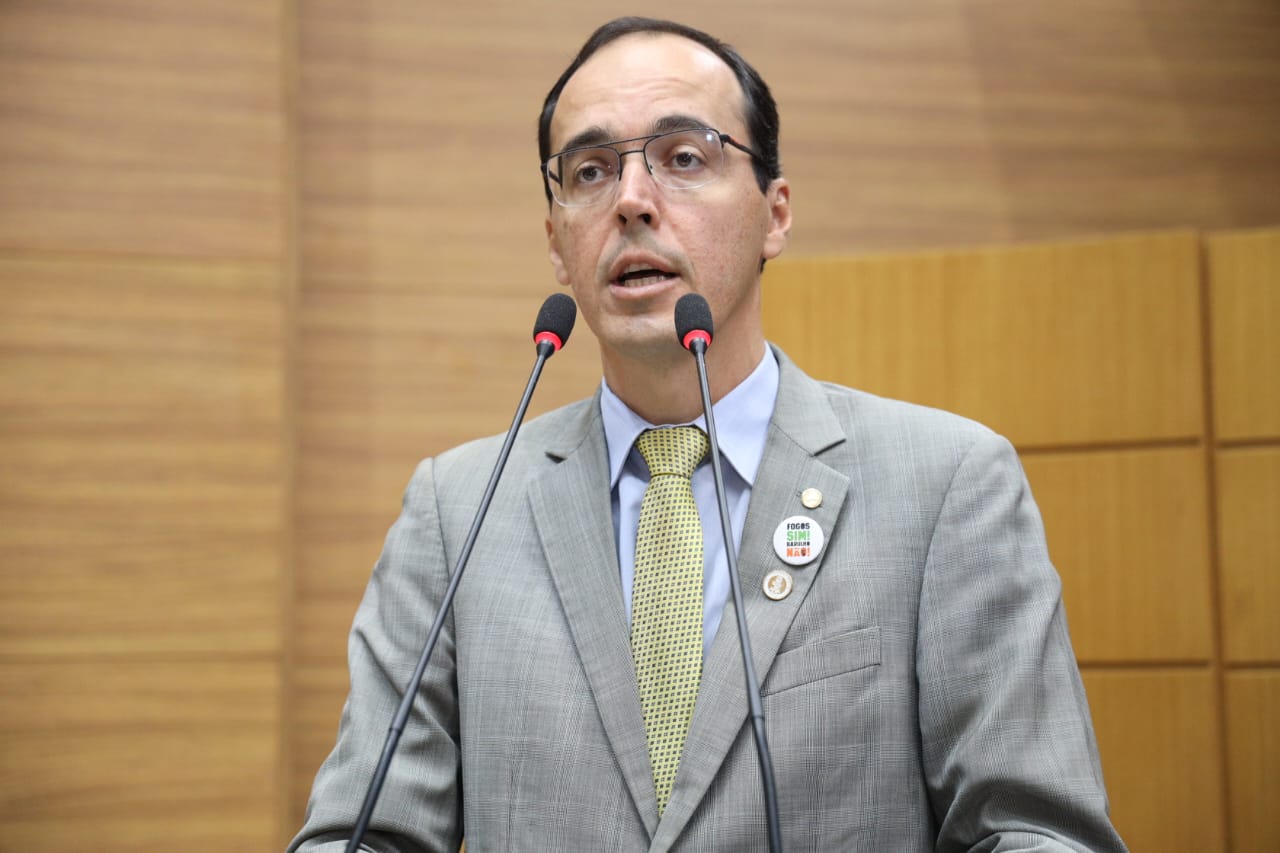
[1224,670,1280,853]
[0,0,285,260]
[1022,447,1213,663]
[297,0,1280,271]
[0,659,280,852]
[1082,668,1225,852]
[1208,228,1280,442]
[0,255,286,656]
[299,0,568,287]
[1216,447,1280,663]
[761,231,1204,448]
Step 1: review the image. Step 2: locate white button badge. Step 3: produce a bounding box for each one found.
[772,515,824,567]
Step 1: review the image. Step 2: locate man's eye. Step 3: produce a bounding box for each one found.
[573,161,612,185]
[668,149,707,171]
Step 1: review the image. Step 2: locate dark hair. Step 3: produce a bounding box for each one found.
[538,17,781,205]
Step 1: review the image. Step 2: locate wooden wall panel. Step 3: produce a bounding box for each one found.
[762,231,1203,448]
[0,256,285,656]
[1216,448,1280,663]
[0,660,280,852]
[1208,228,1280,442]
[1022,447,1213,663]
[1224,672,1280,853]
[299,1,561,288]
[294,0,1280,268]
[0,1,285,260]
[0,235,289,847]
[1083,670,1225,853]
[769,0,1280,254]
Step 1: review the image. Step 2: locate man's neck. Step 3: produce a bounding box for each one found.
[602,337,767,425]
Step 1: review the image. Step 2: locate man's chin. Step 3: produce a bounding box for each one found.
[599,321,690,365]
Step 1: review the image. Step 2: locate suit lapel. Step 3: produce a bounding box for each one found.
[528,397,660,838]
[652,350,852,849]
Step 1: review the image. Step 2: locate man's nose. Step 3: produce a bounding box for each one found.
[614,149,659,226]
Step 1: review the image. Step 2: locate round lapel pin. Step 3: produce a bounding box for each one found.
[763,569,793,601]
[772,515,824,567]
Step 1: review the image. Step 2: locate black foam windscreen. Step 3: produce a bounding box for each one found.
[674,293,714,346]
[533,293,577,345]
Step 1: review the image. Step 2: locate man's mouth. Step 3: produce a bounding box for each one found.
[614,264,677,288]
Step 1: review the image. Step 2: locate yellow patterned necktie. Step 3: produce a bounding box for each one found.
[631,425,709,815]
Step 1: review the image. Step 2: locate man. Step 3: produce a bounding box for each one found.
[291,18,1126,852]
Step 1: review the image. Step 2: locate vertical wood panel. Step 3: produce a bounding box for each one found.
[1208,228,1280,441]
[0,256,285,656]
[0,660,280,852]
[1083,669,1225,852]
[1216,448,1280,663]
[0,1,292,850]
[0,254,289,847]
[0,0,285,259]
[1224,671,1280,853]
[1022,448,1213,663]
[762,231,1203,447]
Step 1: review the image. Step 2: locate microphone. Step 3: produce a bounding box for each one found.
[675,293,783,853]
[534,291,576,354]
[345,293,577,853]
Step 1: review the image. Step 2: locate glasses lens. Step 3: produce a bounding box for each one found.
[545,129,729,206]
[646,129,724,190]
[551,147,619,206]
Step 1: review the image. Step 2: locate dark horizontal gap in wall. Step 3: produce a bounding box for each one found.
[1017,437,1201,456]
[1216,436,1280,451]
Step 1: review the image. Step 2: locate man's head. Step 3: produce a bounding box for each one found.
[540,19,791,400]
[539,18,782,204]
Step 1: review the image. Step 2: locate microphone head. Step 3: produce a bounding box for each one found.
[674,293,713,351]
[533,293,576,354]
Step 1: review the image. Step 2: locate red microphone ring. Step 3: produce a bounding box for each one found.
[682,330,712,351]
[534,331,564,352]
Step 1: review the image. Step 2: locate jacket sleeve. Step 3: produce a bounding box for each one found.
[288,458,463,853]
[916,431,1127,852]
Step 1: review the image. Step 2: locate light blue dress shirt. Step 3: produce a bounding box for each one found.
[600,347,779,656]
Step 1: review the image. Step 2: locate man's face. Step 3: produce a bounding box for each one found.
[545,33,790,370]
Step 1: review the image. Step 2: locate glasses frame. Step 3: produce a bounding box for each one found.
[541,127,765,208]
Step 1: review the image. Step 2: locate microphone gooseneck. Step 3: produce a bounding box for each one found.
[675,293,783,853]
[345,294,577,853]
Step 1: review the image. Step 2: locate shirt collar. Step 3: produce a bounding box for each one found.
[600,346,779,489]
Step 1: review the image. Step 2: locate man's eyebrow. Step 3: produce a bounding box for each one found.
[554,115,715,154]
[651,114,711,135]
[557,125,613,153]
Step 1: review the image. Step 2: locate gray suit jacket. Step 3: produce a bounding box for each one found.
[291,348,1125,852]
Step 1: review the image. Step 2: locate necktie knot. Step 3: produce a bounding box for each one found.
[635,426,708,480]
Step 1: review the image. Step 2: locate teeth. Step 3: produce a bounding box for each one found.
[615,261,675,287]
[621,274,668,287]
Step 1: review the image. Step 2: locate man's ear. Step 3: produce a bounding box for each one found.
[762,178,792,261]
[546,216,570,286]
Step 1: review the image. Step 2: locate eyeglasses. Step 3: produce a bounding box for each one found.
[541,127,764,208]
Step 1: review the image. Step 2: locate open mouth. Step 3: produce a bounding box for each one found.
[614,265,677,288]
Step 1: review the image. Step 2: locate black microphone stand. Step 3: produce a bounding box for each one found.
[344,299,572,853]
[682,319,783,853]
